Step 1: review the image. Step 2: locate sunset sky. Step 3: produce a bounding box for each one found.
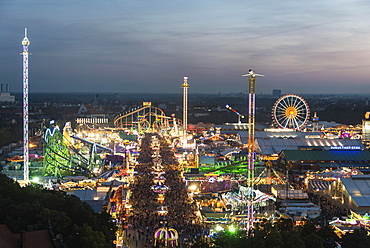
[1,0,370,94]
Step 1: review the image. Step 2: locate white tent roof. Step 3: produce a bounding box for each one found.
[255,138,364,155]
[342,176,370,207]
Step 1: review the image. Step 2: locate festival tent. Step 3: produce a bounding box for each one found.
[327,175,370,211]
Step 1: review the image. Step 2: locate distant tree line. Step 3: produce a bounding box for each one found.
[0,174,116,248]
[0,127,20,147]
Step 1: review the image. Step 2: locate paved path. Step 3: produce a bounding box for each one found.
[120,229,153,248]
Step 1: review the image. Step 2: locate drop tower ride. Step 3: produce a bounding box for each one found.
[182,77,189,148]
[21,28,30,181]
[242,69,264,232]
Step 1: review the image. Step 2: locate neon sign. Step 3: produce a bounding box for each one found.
[330,146,361,150]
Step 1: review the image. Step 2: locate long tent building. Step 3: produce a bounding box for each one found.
[327,175,370,212]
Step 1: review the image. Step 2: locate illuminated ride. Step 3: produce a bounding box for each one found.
[226,104,245,123]
[254,166,286,185]
[242,68,264,232]
[22,28,30,181]
[198,159,250,174]
[44,126,89,178]
[114,103,182,134]
[272,94,310,130]
[221,188,275,211]
[154,227,179,247]
[151,183,169,194]
[43,123,108,178]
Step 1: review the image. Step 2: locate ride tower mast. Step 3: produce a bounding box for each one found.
[242,69,264,233]
[21,28,30,181]
[181,77,189,148]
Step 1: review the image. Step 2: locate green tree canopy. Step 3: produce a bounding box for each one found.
[0,173,116,247]
[341,228,370,248]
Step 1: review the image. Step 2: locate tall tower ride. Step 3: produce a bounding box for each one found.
[242,69,264,232]
[21,28,30,181]
[181,77,189,148]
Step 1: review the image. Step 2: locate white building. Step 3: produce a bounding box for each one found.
[0,84,15,102]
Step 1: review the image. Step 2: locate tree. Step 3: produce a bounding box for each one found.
[263,230,284,248]
[66,224,110,248]
[304,233,323,248]
[297,219,316,237]
[0,174,116,246]
[211,230,248,248]
[281,230,305,248]
[317,225,338,248]
[275,217,294,231]
[341,228,370,248]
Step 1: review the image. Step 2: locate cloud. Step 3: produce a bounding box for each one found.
[1,0,370,94]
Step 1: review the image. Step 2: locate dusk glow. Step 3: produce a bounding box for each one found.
[1,0,370,94]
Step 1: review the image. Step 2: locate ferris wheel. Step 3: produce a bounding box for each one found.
[272,94,310,130]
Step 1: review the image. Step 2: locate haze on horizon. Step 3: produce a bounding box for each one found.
[1,0,370,95]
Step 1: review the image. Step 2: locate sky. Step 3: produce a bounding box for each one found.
[1,0,370,95]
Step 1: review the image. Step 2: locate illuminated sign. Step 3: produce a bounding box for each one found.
[330,146,361,150]
[143,102,152,106]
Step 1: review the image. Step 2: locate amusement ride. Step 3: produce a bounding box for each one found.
[242,68,264,232]
[22,28,30,181]
[113,102,183,134]
[272,94,310,130]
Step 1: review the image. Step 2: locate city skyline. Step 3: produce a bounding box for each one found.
[1,1,370,94]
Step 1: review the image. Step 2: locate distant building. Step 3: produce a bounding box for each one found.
[76,104,107,124]
[77,104,105,118]
[193,113,210,117]
[91,94,99,107]
[0,84,15,102]
[158,103,167,109]
[272,89,281,98]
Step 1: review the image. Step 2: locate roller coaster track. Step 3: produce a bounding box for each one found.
[114,105,183,134]
[114,105,168,128]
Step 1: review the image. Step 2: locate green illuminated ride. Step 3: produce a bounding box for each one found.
[198,158,260,174]
[43,127,70,178]
[43,124,97,178]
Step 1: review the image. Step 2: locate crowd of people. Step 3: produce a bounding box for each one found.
[308,192,349,225]
[127,133,204,247]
